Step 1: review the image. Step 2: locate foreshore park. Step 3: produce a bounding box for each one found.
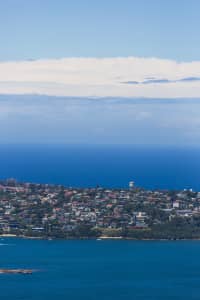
[1,178,200,240]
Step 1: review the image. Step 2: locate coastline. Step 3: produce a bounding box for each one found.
[1,234,200,241]
[1,180,200,243]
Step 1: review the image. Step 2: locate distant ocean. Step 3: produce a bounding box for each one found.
[0,144,200,190]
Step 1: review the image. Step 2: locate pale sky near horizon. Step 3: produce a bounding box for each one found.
[1,95,200,145]
[1,0,200,145]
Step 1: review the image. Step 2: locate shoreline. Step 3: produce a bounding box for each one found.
[1,234,200,241]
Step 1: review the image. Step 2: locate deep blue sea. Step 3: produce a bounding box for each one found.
[1,238,200,300]
[0,144,200,190]
[1,146,200,299]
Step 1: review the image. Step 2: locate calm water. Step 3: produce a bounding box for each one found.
[1,145,199,299]
[1,238,200,299]
[0,144,200,190]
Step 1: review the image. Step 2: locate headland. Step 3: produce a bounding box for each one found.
[0,178,200,240]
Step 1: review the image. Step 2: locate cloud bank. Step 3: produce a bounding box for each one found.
[1,57,200,97]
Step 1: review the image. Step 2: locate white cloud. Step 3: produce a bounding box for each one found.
[1,57,200,97]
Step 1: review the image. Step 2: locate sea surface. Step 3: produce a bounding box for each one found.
[0,144,200,190]
[1,146,200,299]
[1,238,200,300]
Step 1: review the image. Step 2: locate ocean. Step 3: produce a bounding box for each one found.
[1,238,200,300]
[0,144,200,190]
[1,145,200,299]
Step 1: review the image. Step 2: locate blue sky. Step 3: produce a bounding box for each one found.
[1,0,200,145]
[0,0,200,61]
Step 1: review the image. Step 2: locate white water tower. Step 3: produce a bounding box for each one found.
[129,181,134,190]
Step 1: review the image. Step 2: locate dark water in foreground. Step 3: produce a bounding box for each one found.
[1,239,200,300]
[1,144,200,190]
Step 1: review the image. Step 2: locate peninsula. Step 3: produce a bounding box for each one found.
[0,178,200,240]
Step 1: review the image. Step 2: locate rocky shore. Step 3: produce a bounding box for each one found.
[0,269,34,275]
